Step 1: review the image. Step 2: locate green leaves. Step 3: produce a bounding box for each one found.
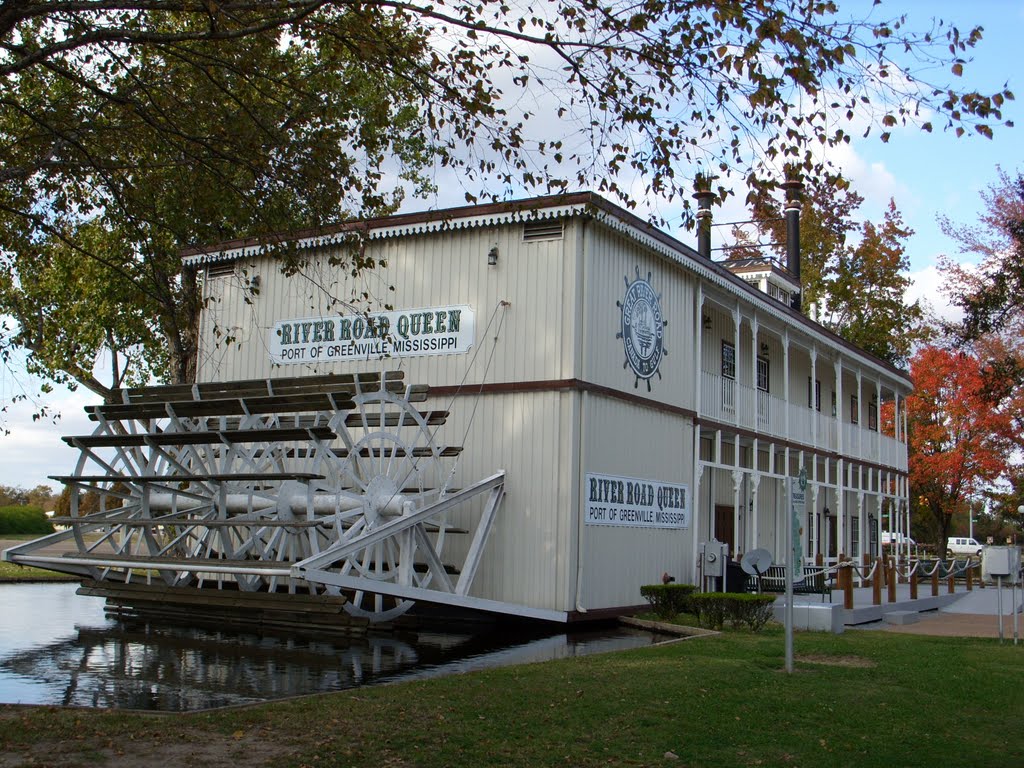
[0,4,434,399]
[0,1,1010,407]
[743,179,921,366]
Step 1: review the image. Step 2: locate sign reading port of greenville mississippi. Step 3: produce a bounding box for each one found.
[584,472,690,529]
[269,305,475,364]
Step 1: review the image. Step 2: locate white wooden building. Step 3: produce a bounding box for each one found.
[176,192,910,621]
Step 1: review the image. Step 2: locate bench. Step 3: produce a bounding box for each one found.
[747,565,832,602]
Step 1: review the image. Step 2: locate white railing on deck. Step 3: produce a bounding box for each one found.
[700,370,907,471]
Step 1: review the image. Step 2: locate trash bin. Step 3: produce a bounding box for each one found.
[725,560,747,593]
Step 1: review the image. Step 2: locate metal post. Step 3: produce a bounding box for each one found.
[785,477,794,674]
[997,576,1004,643]
[1013,579,1019,646]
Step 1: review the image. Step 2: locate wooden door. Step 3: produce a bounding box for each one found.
[714,504,735,554]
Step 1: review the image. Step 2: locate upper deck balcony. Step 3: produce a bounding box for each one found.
[700,370,907,472]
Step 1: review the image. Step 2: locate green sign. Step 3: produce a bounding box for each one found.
[790,478,805,571]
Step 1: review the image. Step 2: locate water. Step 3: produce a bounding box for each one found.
[0,583,664,711]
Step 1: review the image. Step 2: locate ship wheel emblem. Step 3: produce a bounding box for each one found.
[617,267,667,391]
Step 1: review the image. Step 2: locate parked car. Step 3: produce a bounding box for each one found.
[946,536,983,558]
[881,532,915,546]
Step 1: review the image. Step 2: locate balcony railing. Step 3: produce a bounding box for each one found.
[700,371,907,471]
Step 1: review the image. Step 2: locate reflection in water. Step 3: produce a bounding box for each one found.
[0,584,663,711]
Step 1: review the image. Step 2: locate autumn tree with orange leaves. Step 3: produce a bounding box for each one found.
[906,345,1019,555]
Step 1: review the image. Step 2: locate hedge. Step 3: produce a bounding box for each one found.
[639,583,697,618]
[0,506,55,535]
[690,592,777,632]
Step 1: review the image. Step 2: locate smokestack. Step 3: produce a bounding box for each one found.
[781,178,803,311]
[693,186,715,259]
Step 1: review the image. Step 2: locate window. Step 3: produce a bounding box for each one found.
[831,391,837,418]
[756,356,769,392]
[721,341,736,380]
[767,282,791,305]
[868,400,878,431]
[851,395,859,425]
[808,377,821,411]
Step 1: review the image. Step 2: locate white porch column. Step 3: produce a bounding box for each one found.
[810,481,820,566]
[836,458,845,561]
[731,467,743,558]
[810,348,818,448]
[783,330,790,439]
[874,379,882,454]
[691,428,703,583]
[834,359,843,454]
[750,471,761,552]
[876,492,884,560]
[732,304,741,428]
[855,370,863,460]
[894,392,900,442]
[750,315,759,430]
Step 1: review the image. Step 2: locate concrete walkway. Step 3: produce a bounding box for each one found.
[775,579,1024,638]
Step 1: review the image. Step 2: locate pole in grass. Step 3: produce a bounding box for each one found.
[786,466,807,673]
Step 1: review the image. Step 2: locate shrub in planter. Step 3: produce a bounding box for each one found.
[691,592,776,631]
[639,583,696,618]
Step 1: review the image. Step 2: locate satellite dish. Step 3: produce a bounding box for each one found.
[741,548,773,576]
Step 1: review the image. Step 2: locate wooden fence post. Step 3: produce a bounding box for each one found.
[931,567,939,597]
[910,564,918,600]
[887,558,897,603]
[872,558,882,605]
[966,562,973,591]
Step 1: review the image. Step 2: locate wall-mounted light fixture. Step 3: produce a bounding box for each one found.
[702,314,712,330]
[760,342,769,356]
[487,246,499,266]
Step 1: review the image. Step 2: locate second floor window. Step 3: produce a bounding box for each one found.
[722,341,736,380]
[808,377,821,411]
[851,395,860,424]
[756,357,769,392]
[868,401,878,431]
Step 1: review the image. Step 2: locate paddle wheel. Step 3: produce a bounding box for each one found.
[4,372,509,623]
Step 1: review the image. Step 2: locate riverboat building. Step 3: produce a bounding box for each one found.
[6,190,912,625]
[180,191,911,619]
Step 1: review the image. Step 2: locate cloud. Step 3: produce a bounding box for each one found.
[0,384,93,491]
[905,263,965,324]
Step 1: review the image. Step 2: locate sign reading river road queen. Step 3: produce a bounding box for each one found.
[269,305,475,364]
[585,472,690,529]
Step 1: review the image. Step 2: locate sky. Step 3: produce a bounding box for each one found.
[1,0,1022,493]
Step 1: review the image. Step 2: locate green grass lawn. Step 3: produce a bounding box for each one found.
[0,535,75,582]
[0,559,76,581]
[0,537,74,582]
[1,625,1020,767]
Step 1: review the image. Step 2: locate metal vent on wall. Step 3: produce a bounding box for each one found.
[206,261,236,279]
[523,220,564,242]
